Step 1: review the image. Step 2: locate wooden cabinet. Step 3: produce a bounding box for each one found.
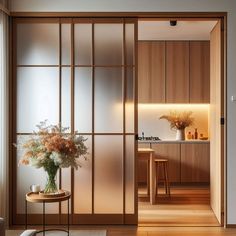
[138,40,210,103]
[181,143,210,183]
[166,41,190,103]
[138,41,165,103]
[138,142,210,184]
[152,143,181,183]
[190,41,210,103]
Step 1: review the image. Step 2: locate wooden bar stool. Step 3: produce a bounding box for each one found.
[155,159,170,196]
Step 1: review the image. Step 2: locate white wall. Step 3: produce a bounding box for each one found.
[138,105,209,140]
[9,0,236,225]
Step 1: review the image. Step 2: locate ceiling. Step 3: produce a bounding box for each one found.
[138,21,217,40]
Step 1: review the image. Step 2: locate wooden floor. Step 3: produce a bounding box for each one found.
[6,226,236,236]
[138,185,219,226]
[7,186,226,235]
[107,226,236,236]
[7,227,236,236]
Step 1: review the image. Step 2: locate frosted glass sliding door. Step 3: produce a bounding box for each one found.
[13,18,136,225]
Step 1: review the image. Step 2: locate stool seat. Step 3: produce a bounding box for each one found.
[155,159,168,162]
[155,158,170,196]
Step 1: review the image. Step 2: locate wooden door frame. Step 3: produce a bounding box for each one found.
[9,12,227,227]
[135,14,226,227]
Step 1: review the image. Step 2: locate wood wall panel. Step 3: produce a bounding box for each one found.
[166,41,189,103]
[181,143,210,183]
[190,41,210,103]
[138,41,165,103]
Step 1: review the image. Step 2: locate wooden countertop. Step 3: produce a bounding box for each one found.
[138,140,210,144]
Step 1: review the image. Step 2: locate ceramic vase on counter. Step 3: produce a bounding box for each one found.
[176,129,185,141]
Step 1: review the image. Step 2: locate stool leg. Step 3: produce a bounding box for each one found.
[155,162,159,196]
[164,162,170,196]
[147,160,150,196]
[163,163,168,195]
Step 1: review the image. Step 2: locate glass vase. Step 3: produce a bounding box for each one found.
[44,166,59,194]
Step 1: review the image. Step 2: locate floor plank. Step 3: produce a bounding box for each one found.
[7,227,236,236]
[138,185,219,226]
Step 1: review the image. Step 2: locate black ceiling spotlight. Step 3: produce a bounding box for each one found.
[170,20,177,26]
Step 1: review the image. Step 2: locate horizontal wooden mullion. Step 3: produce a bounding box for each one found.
[74,64,135,67]
[15,213,136,225]
[16,132,136,135]
[16,65,135,68]
[60,18,73,24]
[16,65,60,67]
[72,18,93,24]
[13,18,60,24]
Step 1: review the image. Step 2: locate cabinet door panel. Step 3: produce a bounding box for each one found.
[181,143,210,183]
[190,41,210,103]
[166,41,189,103]
[152,143,180,183]
[138,41,165,103]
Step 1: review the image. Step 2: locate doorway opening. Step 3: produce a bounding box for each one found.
[137,18,225,226]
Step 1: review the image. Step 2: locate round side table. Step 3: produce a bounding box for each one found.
[25,190,71,236]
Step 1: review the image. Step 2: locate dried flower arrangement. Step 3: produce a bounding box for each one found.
[159,111,194,130]
[16,121,88,193]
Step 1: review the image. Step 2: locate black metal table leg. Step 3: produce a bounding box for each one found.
[68,198,70,235]
[25,200,27,230]
[43,201,45,236]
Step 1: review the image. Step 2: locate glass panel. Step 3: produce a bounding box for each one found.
[16,135,59,214]
[17,23,59,65]
[61,167,71,214]
[94,136,123,213]
[61,67,71,131]
[17,67,59,133]
[125,135,135,214]
[74,136,92,213]
[94,68,123,133]
[125,24,134,65]
[126,68,134,133]
[94,24,123,65]
[61,24,71,65]
[74,67,92,133]
[74,24,92,65]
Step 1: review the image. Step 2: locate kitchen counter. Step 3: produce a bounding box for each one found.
[138,140,210,184]
[138,140,210,144]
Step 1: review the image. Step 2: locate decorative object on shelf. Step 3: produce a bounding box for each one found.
[16,120,88,194]
[194,128,199,139]
[176,129,185,141]
[187,131,192,140]
[159,111,194,140]
[38,189,66,198]
[30,184,41,193]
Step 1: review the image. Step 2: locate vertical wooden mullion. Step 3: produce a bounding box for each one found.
[122,19,126,223]
[70,21,75,222]
[91,21,95,215]
[164,41,167,103]
[12,18,17,226]
[59,20,62,224]
[189,41,191,103]
[134,19,138,224]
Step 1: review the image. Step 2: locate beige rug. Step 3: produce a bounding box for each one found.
[6,230,106,236]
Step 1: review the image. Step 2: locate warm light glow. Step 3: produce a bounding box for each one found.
[138,103,210,110]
